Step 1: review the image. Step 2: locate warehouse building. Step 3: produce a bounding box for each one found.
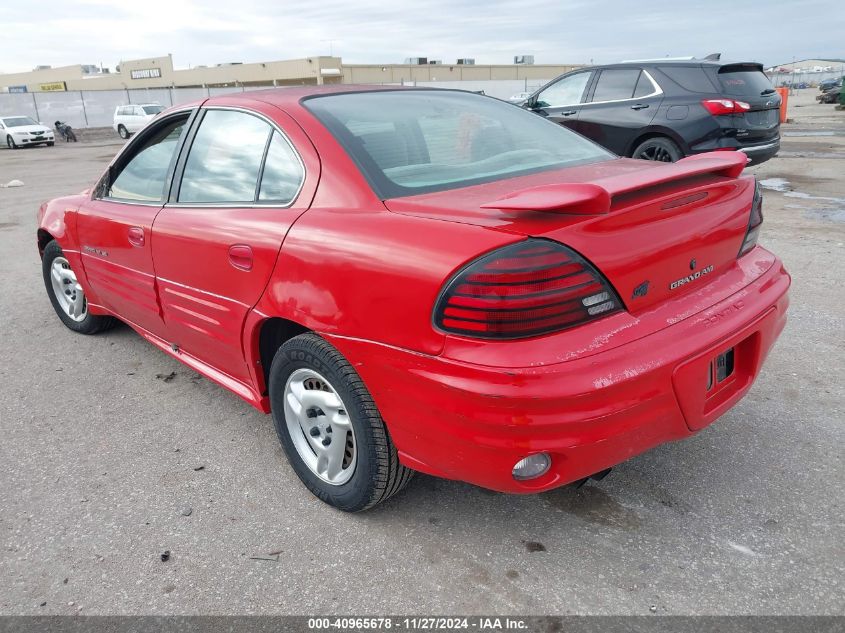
[765,58,845,73]
[0,54,580,93]
[0,55,344,92]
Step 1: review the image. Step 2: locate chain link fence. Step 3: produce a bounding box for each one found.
[0,86,247,129]
[0,80,556,129]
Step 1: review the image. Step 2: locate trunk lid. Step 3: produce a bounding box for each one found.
[385,154,755,313]
[710,63,781,144]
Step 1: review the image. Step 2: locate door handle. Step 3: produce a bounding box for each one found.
[228,244,253,271]
[127,226,145,247]
[560,110,577,116]
[630,103,650,110]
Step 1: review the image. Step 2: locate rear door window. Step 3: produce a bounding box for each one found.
[257,131,304,203]
[590,69,642,102]
[178,109,272,203]
[633,72,656,97]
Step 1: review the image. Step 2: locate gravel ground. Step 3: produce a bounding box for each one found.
[0,89,842,616]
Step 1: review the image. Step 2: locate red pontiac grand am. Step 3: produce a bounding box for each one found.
[37,86,790,511]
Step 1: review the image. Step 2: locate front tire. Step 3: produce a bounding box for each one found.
[268,333,413,511]
[42,241,116,334]
[6,135,17,149]
[632,137,683,162]
[117,125,129,140]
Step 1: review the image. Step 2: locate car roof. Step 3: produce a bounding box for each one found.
[207,84,413,108]
[612,59,764,71]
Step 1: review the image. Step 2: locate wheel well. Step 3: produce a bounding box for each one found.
[37,229,54,257]
[258,317,309,391]
[627,131,685,158]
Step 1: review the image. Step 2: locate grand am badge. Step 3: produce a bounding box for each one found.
[82,245,109,257]
[670,264,714,290]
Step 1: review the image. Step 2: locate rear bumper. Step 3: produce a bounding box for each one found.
[690,138,780,166]
[326,249,790,493]
[737,139,780,165]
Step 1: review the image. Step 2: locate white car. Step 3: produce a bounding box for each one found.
[508,91,533,103]
[0,116,55,149]
[113,103,165,139]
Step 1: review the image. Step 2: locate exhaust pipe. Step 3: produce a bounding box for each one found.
[574,467,612,489]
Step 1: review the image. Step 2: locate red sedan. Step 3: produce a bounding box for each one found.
[37,86,790,511]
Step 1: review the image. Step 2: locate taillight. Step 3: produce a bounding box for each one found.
[433,239,622,339]
[738,179,764,257]
[702,99,752,115]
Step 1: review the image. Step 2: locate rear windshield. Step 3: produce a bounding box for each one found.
[304,90,613,198]
[717,67,775,96]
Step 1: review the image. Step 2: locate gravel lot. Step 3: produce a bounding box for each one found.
[0,90,842,616]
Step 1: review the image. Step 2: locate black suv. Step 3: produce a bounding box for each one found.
[524,60,781,164]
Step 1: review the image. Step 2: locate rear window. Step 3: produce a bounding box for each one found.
[304,90,613,198]
[716,66,775,96]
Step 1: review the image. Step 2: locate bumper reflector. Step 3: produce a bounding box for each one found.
[512,453,551,481]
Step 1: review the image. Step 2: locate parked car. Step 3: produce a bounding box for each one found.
[508,91,533,103]
[524,60,781,165]
[1,116,55,148]
[37,87,790,511]
[818,78,842,91]
[818,87,842,104]
[112,103,165,139]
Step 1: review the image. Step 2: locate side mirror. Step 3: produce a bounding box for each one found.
[525,95,538,109]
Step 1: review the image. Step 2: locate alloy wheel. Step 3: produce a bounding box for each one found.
[637,144,674,162]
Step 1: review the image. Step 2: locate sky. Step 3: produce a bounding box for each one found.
[0,0,842,74]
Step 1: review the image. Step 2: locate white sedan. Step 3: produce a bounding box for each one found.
[0,116,55,149]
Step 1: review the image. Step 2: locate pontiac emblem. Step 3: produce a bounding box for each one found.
[631,280,650,299]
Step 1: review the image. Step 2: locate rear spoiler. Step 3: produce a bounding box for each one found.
[481,152,748,215]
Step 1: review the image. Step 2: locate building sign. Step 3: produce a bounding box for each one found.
[8,85,28,93]
[130,68,162,80]
[39,82,67,92]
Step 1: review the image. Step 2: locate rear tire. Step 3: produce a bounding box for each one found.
[268,333,413,511]
[42,240,117,335]
[632,137,683,162]
[117,125,129,139]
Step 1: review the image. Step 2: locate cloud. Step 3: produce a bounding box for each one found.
[1,0,843,73]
